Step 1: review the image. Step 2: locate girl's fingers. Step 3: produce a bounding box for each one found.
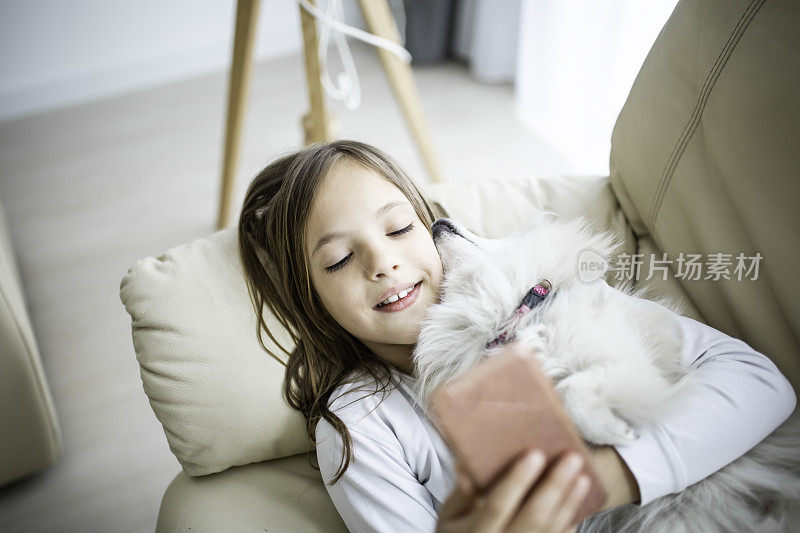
[548,474,590,533]
[509,452,585,532]
[473,449,547,531]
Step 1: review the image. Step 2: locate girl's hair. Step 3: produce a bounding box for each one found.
[238,139,448,485]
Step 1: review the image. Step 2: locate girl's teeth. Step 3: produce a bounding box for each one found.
[380,285,415,306]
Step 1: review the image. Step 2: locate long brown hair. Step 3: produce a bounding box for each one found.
[238,140,448,485]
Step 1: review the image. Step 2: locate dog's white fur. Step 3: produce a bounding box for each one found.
[412,214,800,532]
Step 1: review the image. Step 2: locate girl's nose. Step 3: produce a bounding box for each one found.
[361,245,400,279]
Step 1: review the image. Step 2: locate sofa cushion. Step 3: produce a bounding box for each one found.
[120,228,305,477]
[609,0,800,390]
[119,173,642,476]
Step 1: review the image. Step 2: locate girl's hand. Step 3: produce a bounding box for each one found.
[436,449,591,533]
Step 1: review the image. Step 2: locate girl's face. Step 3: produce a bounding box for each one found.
[305,162,444,365]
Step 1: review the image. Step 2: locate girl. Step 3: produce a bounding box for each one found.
[238,140,796,532]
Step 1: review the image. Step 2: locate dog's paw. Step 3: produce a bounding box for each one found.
[556,378,640,446]
[572,405,639,446]
[597,410,639,446]
[519,325,548,353]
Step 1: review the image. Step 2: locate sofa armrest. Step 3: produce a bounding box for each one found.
[0,197,61,486]
[156,454,346,533]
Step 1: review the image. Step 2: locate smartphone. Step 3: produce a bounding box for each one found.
[429,343,607,524]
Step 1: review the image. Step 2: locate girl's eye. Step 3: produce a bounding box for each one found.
[389,223,414,236]
[324,223,415,273]
[325,253,351,273]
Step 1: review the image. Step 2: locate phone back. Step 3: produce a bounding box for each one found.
[429,344,607,524]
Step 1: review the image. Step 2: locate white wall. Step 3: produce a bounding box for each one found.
[514,0,679,176]
[0,0,304,122]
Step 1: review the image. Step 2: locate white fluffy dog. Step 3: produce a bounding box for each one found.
[412,214,800,533]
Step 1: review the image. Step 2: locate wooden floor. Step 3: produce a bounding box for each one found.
[0,41,565,532]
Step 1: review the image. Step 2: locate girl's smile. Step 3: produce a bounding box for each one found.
[374,280,423,312]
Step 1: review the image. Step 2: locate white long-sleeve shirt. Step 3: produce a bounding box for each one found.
[315,289,797,533]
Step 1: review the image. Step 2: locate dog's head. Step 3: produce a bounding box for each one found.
[412,214,618,406]
[430,217,513,310]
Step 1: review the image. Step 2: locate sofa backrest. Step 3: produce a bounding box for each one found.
[609,0,800,391]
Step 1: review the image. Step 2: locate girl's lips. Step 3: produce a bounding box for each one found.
[374,281,422,313]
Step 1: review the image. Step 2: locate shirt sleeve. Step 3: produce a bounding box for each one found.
[315,412,439,533]
[612,295,798,506]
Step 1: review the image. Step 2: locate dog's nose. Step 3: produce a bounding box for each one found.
[432,218,458,240]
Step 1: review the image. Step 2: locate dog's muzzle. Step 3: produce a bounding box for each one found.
[432,218,473,243]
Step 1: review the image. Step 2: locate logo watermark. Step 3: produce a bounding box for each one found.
[578,249,609,282]
[578,250,762,283]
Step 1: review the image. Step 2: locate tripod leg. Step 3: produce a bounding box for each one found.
[357,0,443,182]
[217,0,261,230]
[300,0,334,144]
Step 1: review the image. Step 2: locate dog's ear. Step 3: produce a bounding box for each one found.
[465,224,483,238]
[515,211,556,236]
[430,200,449,221]
[539,210,560,224]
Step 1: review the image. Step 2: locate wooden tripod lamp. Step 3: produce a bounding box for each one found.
[216,0,444,230]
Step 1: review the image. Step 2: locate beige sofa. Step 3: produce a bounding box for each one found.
[119,0,799,530]
[0,196,61,487]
